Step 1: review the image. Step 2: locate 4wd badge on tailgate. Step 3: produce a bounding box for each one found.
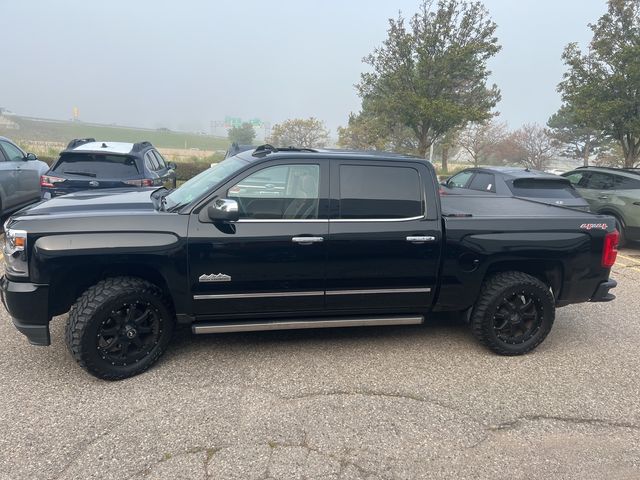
[580,223,608,230]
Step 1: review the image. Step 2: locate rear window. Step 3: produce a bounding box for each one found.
[339,164,423,219]
[508,178,580,199]
[53,153,140,177]
[468,172,496,193]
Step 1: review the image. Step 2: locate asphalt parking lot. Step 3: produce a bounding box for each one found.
[1,250,639,480]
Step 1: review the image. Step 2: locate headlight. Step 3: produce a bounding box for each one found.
[3,227,28,277]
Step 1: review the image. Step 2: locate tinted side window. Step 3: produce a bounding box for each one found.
[613,175,640,189]
[339,165,422,219]
[447,171,474,188]
[468,172,496,193]
[228,164,320,220]
[584,172,615,190]
[153,151,167,169]
[145,152,160,171]
[0,141,25,162]
[563,172,584,186]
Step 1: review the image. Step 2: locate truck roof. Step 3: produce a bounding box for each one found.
[234,145,427,164]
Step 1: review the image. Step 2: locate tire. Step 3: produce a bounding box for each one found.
[470,271,555,356]
[65,277,174,380]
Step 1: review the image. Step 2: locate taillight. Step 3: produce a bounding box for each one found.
[601,230,619,268]
[40,175,65,188]
[439,187,448,196]
[124,179,154,187]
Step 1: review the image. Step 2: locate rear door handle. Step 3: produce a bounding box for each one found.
[406,236,436,244]
[598,195,609,199]
[292,236,324,244]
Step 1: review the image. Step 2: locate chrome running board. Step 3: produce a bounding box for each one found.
[192,315,424,334]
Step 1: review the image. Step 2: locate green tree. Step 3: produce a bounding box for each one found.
[337,112,389,151]
[228,123,256,145]
[269,118,329,148]
[547,105,609,167]
[558,0,640,168]
[356,0,501,162]
[337,110,419,154]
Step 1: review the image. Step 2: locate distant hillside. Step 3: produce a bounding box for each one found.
[0,115,229,151]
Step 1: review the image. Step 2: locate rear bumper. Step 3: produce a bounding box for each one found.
[590,278,617,302]
[0,276,51,345]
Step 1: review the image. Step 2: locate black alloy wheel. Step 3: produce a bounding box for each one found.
[96,301,163,367]
[471,271,555,355]
[66,277,174,380]
[492,291,543,345]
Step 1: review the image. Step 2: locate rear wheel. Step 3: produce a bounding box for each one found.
[471,271,555,355]
[65,277,174,380]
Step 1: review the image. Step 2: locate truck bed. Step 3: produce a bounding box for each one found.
[437,195,615,312]
[441,195,596,218]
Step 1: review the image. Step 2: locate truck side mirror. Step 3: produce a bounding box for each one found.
[207,198,239,222]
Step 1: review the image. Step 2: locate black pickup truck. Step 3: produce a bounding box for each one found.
[1,146,618,380]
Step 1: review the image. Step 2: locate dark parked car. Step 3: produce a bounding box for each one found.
[224,142,256,159]
[441,166,589,210]
[40,138,177,199]
[0,136,49,215]
[562,166,640,246]
[2,146,617,379]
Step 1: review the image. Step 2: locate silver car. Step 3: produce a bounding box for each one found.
[0,137,49,215]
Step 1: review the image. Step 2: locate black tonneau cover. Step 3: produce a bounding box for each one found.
[441,195,595,218]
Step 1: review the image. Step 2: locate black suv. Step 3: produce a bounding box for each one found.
[40,139,177,199]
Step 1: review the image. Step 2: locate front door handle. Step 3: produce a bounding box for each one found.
[598,195,609,200]
[292,236,324,244]
[406,236,436,244]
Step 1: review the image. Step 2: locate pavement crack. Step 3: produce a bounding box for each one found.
[488,415,640,432]
[128,446,224,480]
[281,389,469,420]
[54,424,117,480]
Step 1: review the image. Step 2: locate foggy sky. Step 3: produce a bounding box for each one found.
[1,0,607,135]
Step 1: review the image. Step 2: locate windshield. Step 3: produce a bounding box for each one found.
[164,157,248,210]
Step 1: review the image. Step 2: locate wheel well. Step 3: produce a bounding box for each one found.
[484,261,562,297]
[599,209,624,226]
[49,263,174,317]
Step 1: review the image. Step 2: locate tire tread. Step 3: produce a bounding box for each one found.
[470,271,555,356]
[65,276,173,380]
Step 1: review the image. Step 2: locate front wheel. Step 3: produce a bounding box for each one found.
[470,271,555,355]
[65,277,174,380]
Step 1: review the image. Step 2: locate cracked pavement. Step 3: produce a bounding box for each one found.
[1,249,640,479]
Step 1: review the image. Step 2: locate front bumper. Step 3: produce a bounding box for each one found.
[0,276,51,345]
[590,278,617,302]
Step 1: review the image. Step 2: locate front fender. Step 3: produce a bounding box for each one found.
[30,232,189,317]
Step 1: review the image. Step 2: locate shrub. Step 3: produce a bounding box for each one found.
[175,161,212,182]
